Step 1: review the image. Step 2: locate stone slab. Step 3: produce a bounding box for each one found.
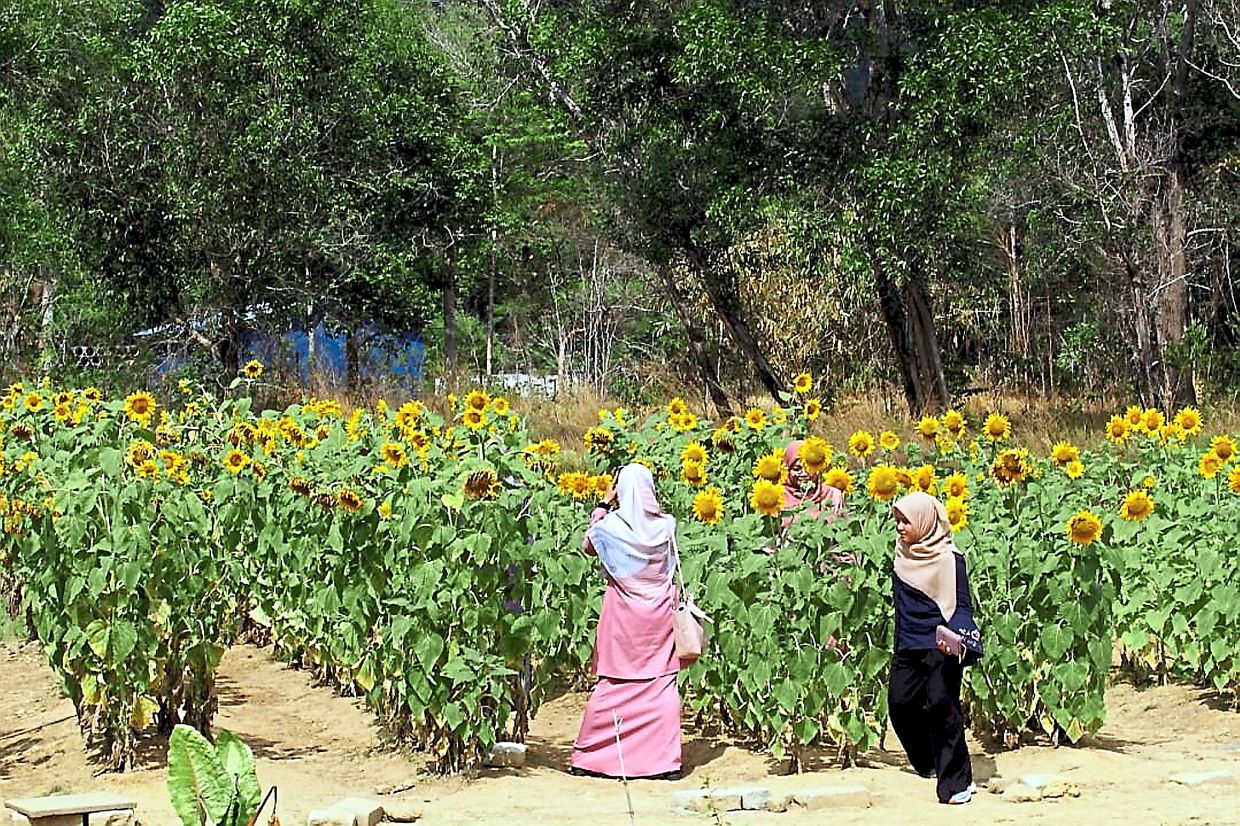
[483,742,527,769]
[307,811,354,826]
[5,795,136,818]
[380,801,423,822]
[332,798,385,826]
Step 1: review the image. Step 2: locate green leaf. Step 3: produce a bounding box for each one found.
[167,725,235,826]
[216,730,261,824]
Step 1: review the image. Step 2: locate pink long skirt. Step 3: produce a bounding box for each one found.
[570,673,682,778]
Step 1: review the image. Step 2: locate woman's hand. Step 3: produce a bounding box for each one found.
[602,485,618,506]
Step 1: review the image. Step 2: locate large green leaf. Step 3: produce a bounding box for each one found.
[168,725,234,826]
[215,730,261,825]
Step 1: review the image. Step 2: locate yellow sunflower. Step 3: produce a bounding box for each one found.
[592,474,613,495]
[1051,441,1080,466]
[1173,406,1203,436]
[1228,466,1240,495]
[395,400,424,430]
[491,396,511,416]
[123,391,157,424]
[671,412,699,432]
[792,372,813,395]
[1105,415,1130,444]
[462,408,488,431]
[992,448,1031,486]
[711,427,736,453]
[849,430,877,459]
[1066,510,1103,546]
[1065,459,1085,479]
[82,387,102,403]
[879,430,901,452]
[913,464,937,493]
[744,407,767,431]
[945,496,969,532]
[1199,450,1223,479]
[378,501,393,519]
[916,416,940,441]
[682,460,708,487]
[681,442,708,464]
[1120,490,1154,522]
[23,392,43,412]
[667,397,688,417]
[798,437,832,475]
[942,409,966,437]
[982,413,1011,442]
[381,441,408,468]
[753,451,787,483]
[464,469,501,500]
[1140,408,1165,436]
[242,359,264,379]
[223,449,250,474]
[823,466,854,494]
[692,487,725,524]
[460,390,488,413]
[943,472,969,499]
[866,464,901,501]
[337,488,364,512]
[804,398,823,421]
[1125,405,1144,426]
[1210,435,1236,463]
[749,479,785,517]
[1160,422,1186,445]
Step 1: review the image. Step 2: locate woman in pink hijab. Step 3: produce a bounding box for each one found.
[571,463,683,781]
[781,439,845,530]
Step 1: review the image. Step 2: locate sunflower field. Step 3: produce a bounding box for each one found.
[1,370,1238,772]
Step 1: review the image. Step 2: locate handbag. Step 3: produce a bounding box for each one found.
[669,523,712,662]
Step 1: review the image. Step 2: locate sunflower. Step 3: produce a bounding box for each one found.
[667,397,688,416]
[1066,510,1103,546]
[803,398,823,421]
[1229,466,1240,495]
[792,438,829,476]
[1065,459,1085,479]
[491,396,511,416]
[753,451,787,483]
[749,479,785,517]
[916,416,940,441]
[464,389,490,413]
[848,430,877,459]
[464,469,501,500]
[942,409,966,437]
[1160,423,1186,445]
[584,427,614,450]
[135,459,160,481]
[879,430,901,452]
[288,476,313,495]
[1174,406,1203,436]
[1105,415,1130,444]
[406,430,432,454]
[125,439,156,467]
[1125,405,1144,426]
[1049,441,1078,465]
[378,501,393,519]
[395,400,424,430]
[866,464,901,501]
[557,472,594,500]
[943,472,969,499]
[1210,435,1237,463]
[792,372,813,395]
[122,391,157,425]
[1199,450,1223,479]
[462,408,488,431]
[1140,408,1165,436]
[982,413,1011,442]
[895,467,914,489]
[946,496,969,531]
[744,407,767,431]
[223,449,250,474]
[535,438,561,456]
[592,474,613,495]
[1120,490,1154,521]
[913,464,937,493]
[242,360,264,380]
[693,487,725,524]
[82,387,102,403]
[337,488,364,512]
[671,412,699,432]
[381,441,408,468]
[721,416,740,432]
[992,448,1031,486]
[682,460,708,487]
[23,392,43,412]
[52,390,73,407]
[682,442,708,464]
[711,427,736,453]
[250,461,268,481]
[823,466,854,494]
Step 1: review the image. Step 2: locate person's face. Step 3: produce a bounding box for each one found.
[893,508,916,543]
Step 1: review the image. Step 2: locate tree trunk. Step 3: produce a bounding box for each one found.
[872,254,949,415]
[655,264,733,416]
[1126,253,1163,407]
[442,254,458,375]
[905,276,950,410]
[1152,162,1196,406]
[36,265,57,370]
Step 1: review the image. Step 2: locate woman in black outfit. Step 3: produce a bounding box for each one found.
[889,491,983,805]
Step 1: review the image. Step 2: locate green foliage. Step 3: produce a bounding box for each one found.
[167,725,261,826]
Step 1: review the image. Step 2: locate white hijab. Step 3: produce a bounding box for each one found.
[587,463,676,596]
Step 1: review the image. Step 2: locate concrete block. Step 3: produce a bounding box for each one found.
[8,814,31,826]
[89,812,136,826]
[671,787,764,813]
[788,785,871,810]
[307,812,354,826]
[380,801,423,822]
[483,742,527,769]
[332,798,385,826]
[1170,770,1235,787]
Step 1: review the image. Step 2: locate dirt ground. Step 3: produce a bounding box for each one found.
[2,641,1238,826]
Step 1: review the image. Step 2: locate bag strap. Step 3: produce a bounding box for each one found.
[667,515,688,593]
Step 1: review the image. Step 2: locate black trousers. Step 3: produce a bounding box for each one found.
[888,649,973,803]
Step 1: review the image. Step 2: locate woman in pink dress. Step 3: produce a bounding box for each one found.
[570,463,683,781]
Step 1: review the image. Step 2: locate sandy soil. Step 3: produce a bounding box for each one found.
[2,640,1238,825]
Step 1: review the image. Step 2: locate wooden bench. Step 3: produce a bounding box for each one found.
[4,793,137,826]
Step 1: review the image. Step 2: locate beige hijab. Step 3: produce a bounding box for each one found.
[893,491,959,622]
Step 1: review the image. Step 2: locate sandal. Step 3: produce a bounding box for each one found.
[946,783,976,805]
